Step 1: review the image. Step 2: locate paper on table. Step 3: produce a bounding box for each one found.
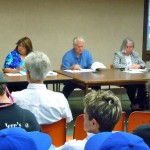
[20,71,26,75]
[123,69,147,73]
[64,69,93,73]
[47,71,57,76]
[5,73,23,76]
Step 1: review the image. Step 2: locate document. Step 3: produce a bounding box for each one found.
[123,69,147,73]
[64,69,93,73]
[20,70,26,75]
[5,73,23,76]
[47,71,57,76]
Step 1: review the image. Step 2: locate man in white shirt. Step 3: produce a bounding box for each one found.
[55,90,122,150]
[11,51,73,124]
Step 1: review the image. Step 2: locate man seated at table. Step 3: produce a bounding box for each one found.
[0,72,41,132]
[11,51,73,125]
[62,36,94,99]
[55,90,122,150]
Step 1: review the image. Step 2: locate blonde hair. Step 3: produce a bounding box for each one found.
[83,90,122,131]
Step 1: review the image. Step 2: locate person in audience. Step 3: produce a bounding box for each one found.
[113,37,148,111]
[0,72,41,132]
[84,131,150,150]
[3,37,33,73]
[55,90,122,150]
[61,36,93,99]
[3,37,33,92]
[0,127,54,150]
[133,124,150,147]
[11,51,73,125]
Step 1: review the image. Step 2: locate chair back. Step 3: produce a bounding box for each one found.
[127,111,150,133]
[73,114,87,140]
[110,64,113,69]
[60,64,62,70]
[113,111,126,131]
[41,118,66,147]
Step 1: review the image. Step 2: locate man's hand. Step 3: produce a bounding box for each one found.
[71,64,81,70]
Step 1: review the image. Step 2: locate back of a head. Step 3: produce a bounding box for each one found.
[25,51,50,81]
[0,72,7,96]
[83,90,122,131]
[133,124,150,147]
[84,132,150,150]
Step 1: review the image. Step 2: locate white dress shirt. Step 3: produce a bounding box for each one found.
[55,132,95,150]
[11,83,73,124]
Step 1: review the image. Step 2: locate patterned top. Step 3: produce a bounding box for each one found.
[113,50,145,69]
[3,49,25,69]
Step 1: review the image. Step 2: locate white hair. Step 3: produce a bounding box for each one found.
[73,36,85,47]
[25,51,50,81]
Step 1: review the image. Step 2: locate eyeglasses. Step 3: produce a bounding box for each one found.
[0,87,14,108]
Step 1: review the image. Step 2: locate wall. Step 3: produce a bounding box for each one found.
[0,0,144,69]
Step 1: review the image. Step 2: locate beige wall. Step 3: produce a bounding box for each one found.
[0,0,144,70]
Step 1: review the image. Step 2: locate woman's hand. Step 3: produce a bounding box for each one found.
[129,64,141,69]
[13,66,25,73]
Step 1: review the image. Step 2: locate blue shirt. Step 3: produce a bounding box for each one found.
[62,48,93,70]
[3,49,25,69]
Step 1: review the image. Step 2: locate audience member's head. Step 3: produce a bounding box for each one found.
[133,124,150,147]
[25,51,50,82]
[0,127,51,150]
[0,72,7,96]
[84,131,150,150]
[83,90,122,133]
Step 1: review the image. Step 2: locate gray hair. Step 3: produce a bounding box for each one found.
[120,37,134,52]
[73,37,85,47]
[83,90,122,132]
[0,84,6,96]
[25,51,50,81]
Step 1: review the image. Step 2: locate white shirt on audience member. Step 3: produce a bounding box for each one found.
[11,83,73,124]
[55,132,95,150]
